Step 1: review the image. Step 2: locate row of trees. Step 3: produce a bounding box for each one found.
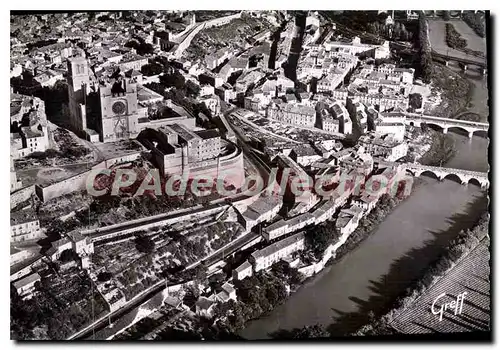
[417,11,433,84]
[462,11,486,38]
[124,37,155,56]
[215,264,304,333]
[219,272,289,332]
[445,23,467,50]
[270,325,329,339]
[367,21,412,42]
[305,223,342,260]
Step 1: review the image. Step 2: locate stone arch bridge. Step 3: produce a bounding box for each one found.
[404,113,489,138]
[403,163,489,189]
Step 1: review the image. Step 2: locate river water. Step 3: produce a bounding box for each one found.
[240,75,489,339]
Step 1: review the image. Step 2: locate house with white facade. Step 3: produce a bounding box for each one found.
[249,231,305,272]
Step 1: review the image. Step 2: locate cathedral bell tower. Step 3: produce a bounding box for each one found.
[67,56,91,135]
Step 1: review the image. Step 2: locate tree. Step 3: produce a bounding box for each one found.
[141,62,163,76]
[134,235,155,253]
[409,93,423,109]
[159,70,185,89]
[125,39,140,50]
[305,225,336,259]
[59,249,76,263]
[271,324,329,339]
[462,11,485,38]
[418,11,433,84]
[97,272,112,282]
[193,263,207,283]
[185,80,200,97]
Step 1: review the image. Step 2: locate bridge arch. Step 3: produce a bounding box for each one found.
[443,173,465,184]
[447,126,473,137]
[405,169,416,177]
[424,122,446,132]
[468,177,483,188]
[449,10,461,17]
[418,170,441,180]
[473,130,489,139]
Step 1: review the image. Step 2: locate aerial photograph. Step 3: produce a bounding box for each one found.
[10,10,490,341]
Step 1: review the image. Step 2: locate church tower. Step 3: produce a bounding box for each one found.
[98,74,140,143]
[67,56,91,135]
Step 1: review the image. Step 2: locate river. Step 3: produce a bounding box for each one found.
[239,78,489,339]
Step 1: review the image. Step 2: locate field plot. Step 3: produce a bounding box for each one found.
[428,20,486,64]
[391,240,490,334]
[451,20,487,54]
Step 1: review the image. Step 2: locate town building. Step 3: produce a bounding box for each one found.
[249,231,305,272]
[262,213,314,241]
[195,296,217,318]
[266,102,316,128]
[10,93,50,159]
[331,101,352,135]
[358,133,409,161]
[232,260,253,281]
[13,272,41,299]
[352,193,380,214]
[346,97,368,133]
[239,195,283,231]
[45,237,73,261]
[10,209,43,243]
[67,56,195,143]
[335,205,364,236]
[319,109,340,133]
[214,282,237,303]
[325,37,390,60]
[10,156,22,192]
[139,123,245,190]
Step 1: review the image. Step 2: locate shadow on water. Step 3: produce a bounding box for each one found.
[268,190,488,338]
[474,130,489,139]
[447,127,473,138]
[325,191,488,336]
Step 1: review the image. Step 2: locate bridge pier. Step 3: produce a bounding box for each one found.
[468,131,474,138]
[444,60,449,67]
[462,64,468,72]
[481,68,487,75]
[442,128,448,134]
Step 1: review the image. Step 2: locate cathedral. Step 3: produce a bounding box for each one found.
[67,56,142,143]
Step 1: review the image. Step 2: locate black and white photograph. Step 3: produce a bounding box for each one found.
[9,8,491,342]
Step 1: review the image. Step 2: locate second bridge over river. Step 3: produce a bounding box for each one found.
[403,112,489,138]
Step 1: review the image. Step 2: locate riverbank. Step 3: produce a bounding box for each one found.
[354,207,489,336]
[417,131,456,166]
[232,185,422,339]
[321,187,423,269]
[429,64,473,119]
[240,170,487,339]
